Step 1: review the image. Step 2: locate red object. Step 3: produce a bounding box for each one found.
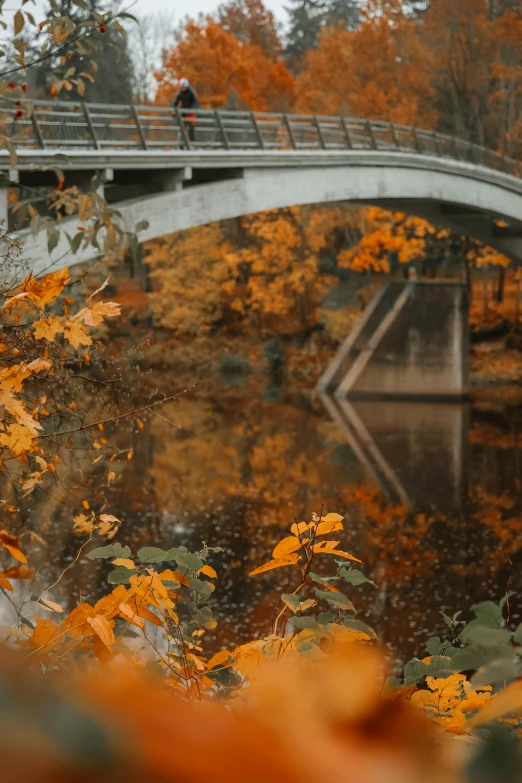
[21,83,27,92]
[99,24,106,33]
[15,110,23,118]
[8,82,15,89]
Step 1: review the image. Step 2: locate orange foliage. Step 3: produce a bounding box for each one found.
[155,17,294,111]
[294,3,434,126]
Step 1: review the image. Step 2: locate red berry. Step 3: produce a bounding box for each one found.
[99,24,106,33]
[8,82,15,89]
[15,99,21,106]
[21,83,27,93]
[15,109,23,118]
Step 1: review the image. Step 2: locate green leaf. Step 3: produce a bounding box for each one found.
[281,594,301,612]
[471,601,503,628]
[460,626,512,648]
[314,588,355,612]
[339,567,376,587]
[107,566,137,584]
[309,572,337,586]
[291,616,319,630]
[175,553,204,572]
[451,644,513,673]
[317,611,335,625]
[137,547,170,563]
[382,677,402,696]
[87,544,131,560]
[471,659,520,687]
[67,231,83,254]
[426,636,447,656]
[188,577,214,602]
[47,228,60,254]
[513,623,522,645]
[342,617,378,640]
[135,220,149,233]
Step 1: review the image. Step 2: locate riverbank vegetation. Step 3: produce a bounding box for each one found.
[1,0,522,780]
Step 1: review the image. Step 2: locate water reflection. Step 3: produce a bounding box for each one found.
[21,381,522,670]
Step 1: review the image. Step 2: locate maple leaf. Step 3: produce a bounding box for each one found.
[32,315,65,342]
[63,320,93,349]
[73,513,94,534]
[0,389,42,435]
[71,301,121,327]
[0,424,37,457]
[3,268,70,309]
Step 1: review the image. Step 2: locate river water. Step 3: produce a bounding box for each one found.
[30,361,522,671]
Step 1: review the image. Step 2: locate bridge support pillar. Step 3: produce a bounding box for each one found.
[318,281,469,399]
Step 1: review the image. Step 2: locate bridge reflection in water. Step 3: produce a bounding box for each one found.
[321,394,469,512]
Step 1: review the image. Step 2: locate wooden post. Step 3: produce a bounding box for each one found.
[132,105,148,150]
[82,103,100,150]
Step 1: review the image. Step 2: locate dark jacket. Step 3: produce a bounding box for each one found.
[173,86,198,111]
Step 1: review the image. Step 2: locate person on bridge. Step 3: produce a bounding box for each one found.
[173,78,198,144]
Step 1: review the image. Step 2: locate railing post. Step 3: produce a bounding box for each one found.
[132,105,148,150]
[390,122,400,149]
[284,114,297,149]
[176,107,191,149]
[366,119,378,149]
[31,104,45,149]
[82,103,100,150]
[412,126,422,152]
[313,115,326,149]
[251,112,265,149]
[215,110,230,149]
[341,117,353,149]
[432,131,442,156]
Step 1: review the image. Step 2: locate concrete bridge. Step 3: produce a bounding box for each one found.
[1,99,522,276]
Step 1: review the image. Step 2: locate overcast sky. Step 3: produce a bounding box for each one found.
[130,0,288,22]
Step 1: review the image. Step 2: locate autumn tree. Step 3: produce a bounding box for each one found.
[293,1,434,125]
[217,0,282,59]
[155,16,294,112]
[285,0,360,69]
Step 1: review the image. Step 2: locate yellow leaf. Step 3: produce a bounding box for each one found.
[112,558,135,569]
[11,269,70,308]
[197,564,217,579]
[99,513,120,525]
[312,543,363,563]
[82,500,90,510]
[72,301,121,327]
[206,649,232,670]
[272,535,302,559]
[118,602,144,629]
[38,597,64,613]
[315,516,344,536]
[290,521,314,536]
[63,320,92,349]
[64,603,94,638]
[0,423,37,457]
[73,513,94,534]
[249,553,300,576]
[32,316,64,342]
[87,615,115,648]
[311,540,340,551]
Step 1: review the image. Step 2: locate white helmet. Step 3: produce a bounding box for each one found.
[180,78,189,88]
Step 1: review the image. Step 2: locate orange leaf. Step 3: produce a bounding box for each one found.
[30,618,60,652]
[312,544,363,563]
[0,572,12,591]
[206,649,232,670]
[87,615,115,648]
[198,564,217,579]
[112,558,135,569]
[118,602,144,629]
[290,521,314,536]
[158,569,190,587]
[249,553,300,576]
[38,597,64,613]
[137,606,163,627]
[0,531,27,564]
[3,565,34,579]
[272,536,301,558]
[311,540,340,552]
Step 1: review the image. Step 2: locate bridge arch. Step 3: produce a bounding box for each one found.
[15,151,522,276]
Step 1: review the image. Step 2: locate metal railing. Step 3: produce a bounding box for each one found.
[1,98,521,179]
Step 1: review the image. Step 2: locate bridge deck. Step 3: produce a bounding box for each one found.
[0,99,519,180]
